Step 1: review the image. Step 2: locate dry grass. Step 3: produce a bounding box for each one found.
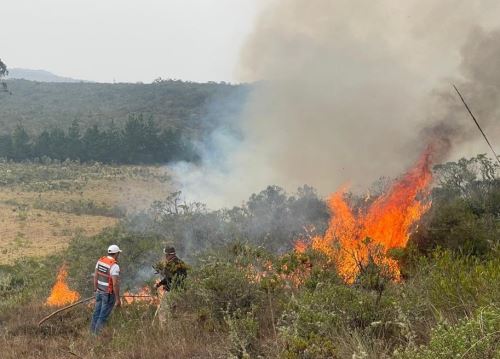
[0,204,116,264]
[0,302,231,359]
[0,178,172,212]
[0,164,173,264]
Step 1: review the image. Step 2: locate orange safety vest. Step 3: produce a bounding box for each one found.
[96,256,118,293]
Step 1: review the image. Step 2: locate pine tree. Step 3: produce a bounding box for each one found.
[11,124,31,160]
[67,120,83,160]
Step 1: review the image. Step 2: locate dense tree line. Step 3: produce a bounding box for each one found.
[0,114,197,164]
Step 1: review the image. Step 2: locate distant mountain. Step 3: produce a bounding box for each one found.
[7,68,85,83]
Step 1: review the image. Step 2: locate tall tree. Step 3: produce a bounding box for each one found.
[67,120,83,160]
[11,124,31,160]
[103,120,122,163]
[33,130,52,158]
[48,127,67,160]
[82,124,105,162]
[122,114,149,163]
[0,134,13,158]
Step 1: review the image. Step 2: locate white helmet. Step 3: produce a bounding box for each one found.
[107,244,122,254]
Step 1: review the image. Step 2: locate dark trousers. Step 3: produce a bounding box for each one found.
[90,291,116,334]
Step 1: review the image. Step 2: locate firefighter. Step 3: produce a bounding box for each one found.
[152,246,188,326]
[153,246,188,291]
[90,244,122,334]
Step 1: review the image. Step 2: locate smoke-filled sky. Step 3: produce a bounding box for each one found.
[173,0,500,208]
[2,0,263,83]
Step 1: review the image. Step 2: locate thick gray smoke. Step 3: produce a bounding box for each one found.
[173,0,500,208]
[422,26,500,161]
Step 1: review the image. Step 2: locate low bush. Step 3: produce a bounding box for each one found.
[0,257,61,312]
[401,250,500,322]
[397,305,500,359]
[168,244,286,357]
[278,281,400,358]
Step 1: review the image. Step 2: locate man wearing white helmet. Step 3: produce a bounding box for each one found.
[90,244,122,334]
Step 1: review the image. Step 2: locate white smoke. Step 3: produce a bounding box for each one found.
[171,0,500,209]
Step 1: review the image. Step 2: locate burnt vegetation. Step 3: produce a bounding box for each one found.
[0,155,499,358]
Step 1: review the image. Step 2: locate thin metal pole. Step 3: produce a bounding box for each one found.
[453,84,500,166]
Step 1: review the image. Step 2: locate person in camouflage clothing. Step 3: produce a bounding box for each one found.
[153,246,188,291]
[153,246,188,327]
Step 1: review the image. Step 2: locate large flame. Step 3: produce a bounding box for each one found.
[46,264,81,306]
[303,147,433,283]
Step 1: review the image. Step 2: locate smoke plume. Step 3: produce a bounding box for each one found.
[422,26,500,161]
[173,0,500,208]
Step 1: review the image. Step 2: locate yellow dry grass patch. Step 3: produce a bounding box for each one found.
[0,178,171,212]
[0,204,117,264]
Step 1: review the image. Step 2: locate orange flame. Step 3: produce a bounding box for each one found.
[123,284,159,305]
[294,240,308,254]
[46,264,81,306]
[311,147,433,283]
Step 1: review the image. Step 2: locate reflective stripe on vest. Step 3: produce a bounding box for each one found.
[96,256,117,293]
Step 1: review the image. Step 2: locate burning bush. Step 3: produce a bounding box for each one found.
[296,147,433,285]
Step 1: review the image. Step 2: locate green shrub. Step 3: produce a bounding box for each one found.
[279,281,399,358]
[166,244,291,357]
[225,309,260,358]
[0,257,61,311]
[171,257,266,324]
[397,306,500,359]
[413,154,500,256]
[401,251,500,321]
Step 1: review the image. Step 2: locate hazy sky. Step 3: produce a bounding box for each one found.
[3,0,263,83]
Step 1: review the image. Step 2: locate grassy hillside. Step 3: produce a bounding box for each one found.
[0,79,249,134]
[0,160,172,264]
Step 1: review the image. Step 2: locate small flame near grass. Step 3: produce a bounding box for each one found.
[123,285,160,305]
[46,264,81,306]
[294,240,308,254]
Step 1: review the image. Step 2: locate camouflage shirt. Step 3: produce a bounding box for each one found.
[153,257,188,291]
